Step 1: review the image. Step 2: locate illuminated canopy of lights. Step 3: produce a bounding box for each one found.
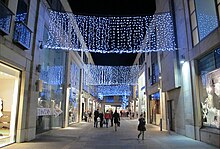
[122,95,129,109]
[96,85,131,97]
[84,64,139,85]
[45,11,175,53]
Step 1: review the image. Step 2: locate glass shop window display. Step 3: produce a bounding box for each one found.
[0,63,20,147]
[200,69,220,129]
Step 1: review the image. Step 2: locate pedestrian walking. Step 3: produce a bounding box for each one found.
[88,111,92,122]
[104,110,111,128]
[99,112,104,127]
[94,109,99,128]
[110,110,113,127]
[137,114,146,140]
[113,110,120,131]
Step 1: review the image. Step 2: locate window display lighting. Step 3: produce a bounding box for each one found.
[84,64,139,85]
[45,11,175,53]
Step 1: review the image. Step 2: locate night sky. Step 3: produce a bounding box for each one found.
[68,0,156,66]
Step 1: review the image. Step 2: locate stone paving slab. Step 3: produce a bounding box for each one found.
[2,118,219,149]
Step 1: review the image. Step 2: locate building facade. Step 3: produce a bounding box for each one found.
[0,0,98,147]
[135,0,220,147]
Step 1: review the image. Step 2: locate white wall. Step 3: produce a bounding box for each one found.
[0,79,15,111]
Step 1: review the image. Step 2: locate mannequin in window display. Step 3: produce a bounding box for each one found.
[201,79,220,128]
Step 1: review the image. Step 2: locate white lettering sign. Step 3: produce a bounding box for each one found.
[37,108,52,116]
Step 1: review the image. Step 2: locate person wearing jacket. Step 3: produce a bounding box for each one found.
[137,114,146,140]
[113,110,120,131]
[104,110,111,128]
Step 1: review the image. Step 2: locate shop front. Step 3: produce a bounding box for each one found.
[36,49,66,134]
[138,72,146,118]
[198,48,220,129]
[198,48,220,147]
[0,62,20,147]
[68,63,80,124]
[149,92,160,125]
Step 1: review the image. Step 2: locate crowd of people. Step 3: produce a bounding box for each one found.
[83,109,146,139]
[93,109,120,131]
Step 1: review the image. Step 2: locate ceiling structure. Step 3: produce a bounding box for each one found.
[67,0,156,66]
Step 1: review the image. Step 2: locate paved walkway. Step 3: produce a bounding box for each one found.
[3,118,219,149]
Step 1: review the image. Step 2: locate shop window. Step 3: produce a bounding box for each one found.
[0,63,20,147]
[215,48,220,68]
[37,26,66,134]
[198,48,220,129]
[199,69,220,129]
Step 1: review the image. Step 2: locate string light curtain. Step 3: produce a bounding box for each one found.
[45,11,175,53]
[96,85,131,96]
[84,64,139,85]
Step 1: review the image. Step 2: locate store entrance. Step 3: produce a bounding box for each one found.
[0,63,20,147]
[167,100,175,131]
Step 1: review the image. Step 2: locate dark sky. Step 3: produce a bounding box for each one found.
[91,53,137,66]
[68,0,156,66]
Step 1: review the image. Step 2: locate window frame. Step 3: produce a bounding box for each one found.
[189,0,219,46]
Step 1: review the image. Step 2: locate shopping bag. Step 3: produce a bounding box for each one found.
[117,121,120,127]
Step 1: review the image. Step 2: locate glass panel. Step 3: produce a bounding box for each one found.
[199,69,220,129]
[191,12,197,30]
[0,63,20,147]
[215,48,220,68]
[195,0,218,40]
[198,52,215,73]
[189,0,195,14]
[192,28,199,46]
[16,0,29,23]
[69,63,80,124]
[0,1,13,34]
[37,27,66,134]
[13,21,31,49]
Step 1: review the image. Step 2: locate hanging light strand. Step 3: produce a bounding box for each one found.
[45,11,176,53]
[84,64,139,85]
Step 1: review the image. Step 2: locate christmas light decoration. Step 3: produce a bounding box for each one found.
[84,64,139,85]
[121,95,129,109]
[96,85,131,97]
[45,11,176,53]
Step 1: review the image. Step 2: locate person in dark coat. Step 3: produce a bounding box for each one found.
[94,109,99,128]
[110,110,113,127]
[137,114,146,140]
[113,110,120,131]
[99,112,104,127]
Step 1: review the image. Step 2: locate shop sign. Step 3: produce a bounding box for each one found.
[37,108,52,116]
